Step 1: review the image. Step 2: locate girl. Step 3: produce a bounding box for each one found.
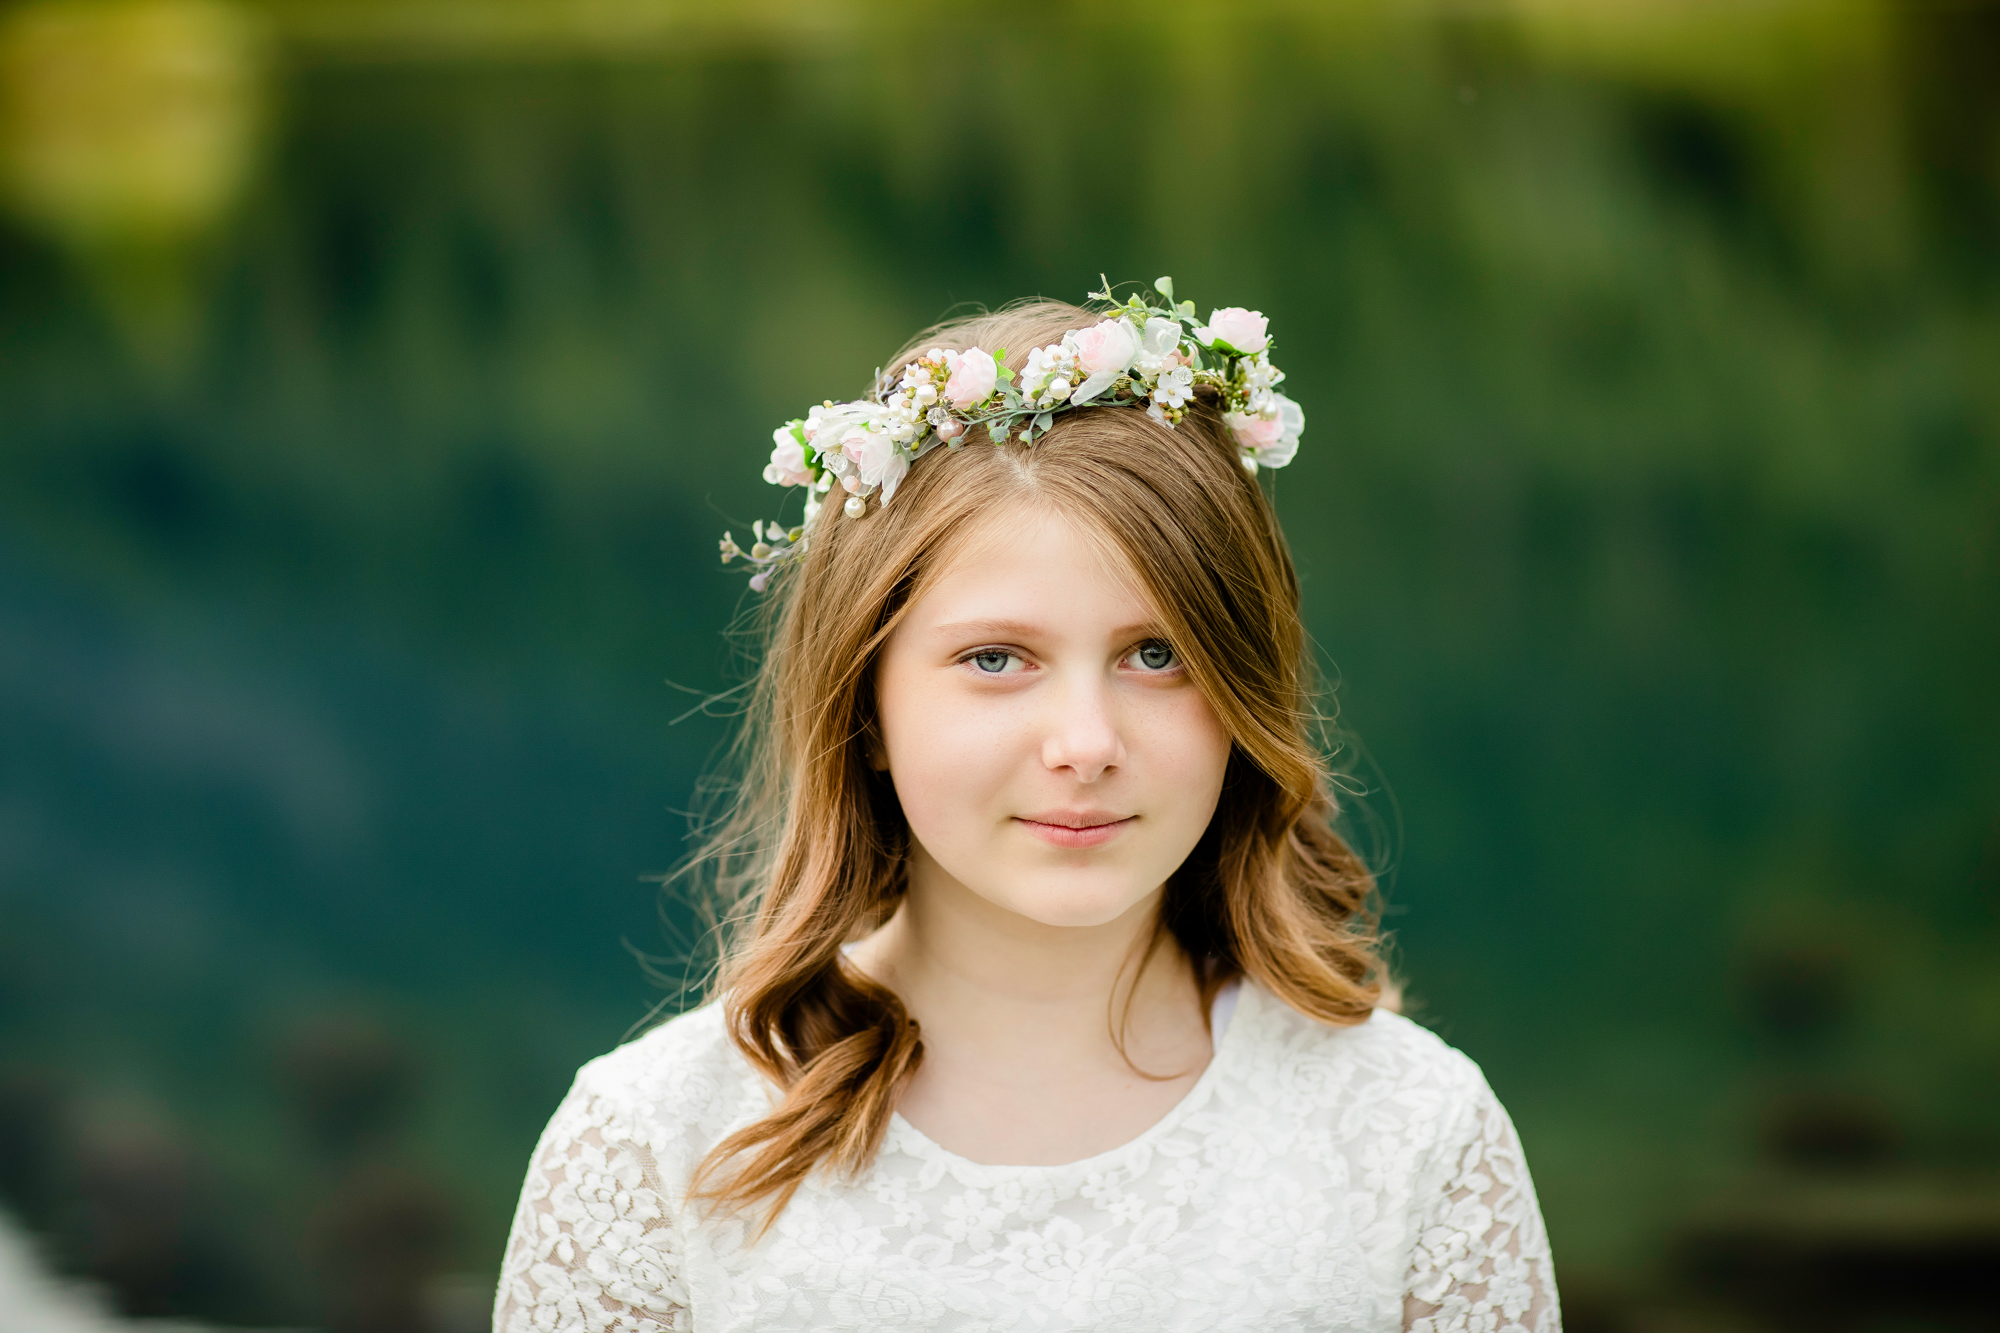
[494,284,1559,1332]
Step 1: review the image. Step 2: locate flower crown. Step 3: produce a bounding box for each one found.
[720,276,1304,589]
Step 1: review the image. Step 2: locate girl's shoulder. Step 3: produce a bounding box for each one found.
[558,1001,763,1154]
[1234,981,1494,1111]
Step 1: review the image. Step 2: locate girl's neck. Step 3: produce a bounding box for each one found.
[856,860,1189,1036]
[847,855,1214,1165]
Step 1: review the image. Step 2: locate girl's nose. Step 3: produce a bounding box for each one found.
[1040,676,1124,783]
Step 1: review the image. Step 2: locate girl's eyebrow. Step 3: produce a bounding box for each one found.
[930,618,1043,641]
[929,618,1162,642]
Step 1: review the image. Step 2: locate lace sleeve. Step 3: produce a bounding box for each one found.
[493,1079,691,1333]
[1402,1079,1561,1333]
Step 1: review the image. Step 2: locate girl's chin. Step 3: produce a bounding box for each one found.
[971,879,1160,931]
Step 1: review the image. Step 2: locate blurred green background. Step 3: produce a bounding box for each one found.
[0,0,1995,1328]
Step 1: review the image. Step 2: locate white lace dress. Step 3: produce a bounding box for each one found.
[493,981,1559,1332]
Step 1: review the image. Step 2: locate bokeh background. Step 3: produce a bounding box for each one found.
[0,0,1995,1328]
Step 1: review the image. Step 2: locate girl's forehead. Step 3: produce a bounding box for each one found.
[906,501,1156,626]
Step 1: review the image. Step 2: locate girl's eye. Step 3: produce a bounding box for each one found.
[1128,641,1179,672]
[967,649,1020,674]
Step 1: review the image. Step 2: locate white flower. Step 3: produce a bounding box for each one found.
[1272,391,1305,457]
[1151,365,1194,409]
[1019,347,1050,399]
[1131,317,1183,376]
[1248,350,1282,384]
[1020,341,1081,407]
[878,450,911,505]
[841,426,899,487]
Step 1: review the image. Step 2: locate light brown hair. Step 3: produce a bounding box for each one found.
[682,299,1382,1227]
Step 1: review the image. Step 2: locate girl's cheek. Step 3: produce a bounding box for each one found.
[1152,694,1230,789]
[890,695,990,783]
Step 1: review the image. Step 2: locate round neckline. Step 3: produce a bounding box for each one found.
[885,980,1256,1181]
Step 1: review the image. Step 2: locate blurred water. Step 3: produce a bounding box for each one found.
[0,1,1995,1326]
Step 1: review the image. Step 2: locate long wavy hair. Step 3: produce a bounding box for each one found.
[681,299,1383,1227]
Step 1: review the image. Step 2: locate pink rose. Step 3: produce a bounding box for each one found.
[764,425,814,487]
[1227,393,1304,469]
[1071,318,1139,376]
[1226,412,1284,452]
[944,347,998,409]
[1198,307,1269,354]
[1068,318,1141,405]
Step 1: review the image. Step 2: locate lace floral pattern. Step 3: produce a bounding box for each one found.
[494,984,1559,1332]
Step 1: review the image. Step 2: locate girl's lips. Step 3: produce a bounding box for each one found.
[1014,815,1135,849]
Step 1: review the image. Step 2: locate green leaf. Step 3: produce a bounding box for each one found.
[1154,276,1174,301]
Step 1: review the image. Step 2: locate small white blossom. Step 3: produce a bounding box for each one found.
[1151,365,1194,410]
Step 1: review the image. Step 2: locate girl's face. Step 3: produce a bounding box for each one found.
[873,503,1232,929]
